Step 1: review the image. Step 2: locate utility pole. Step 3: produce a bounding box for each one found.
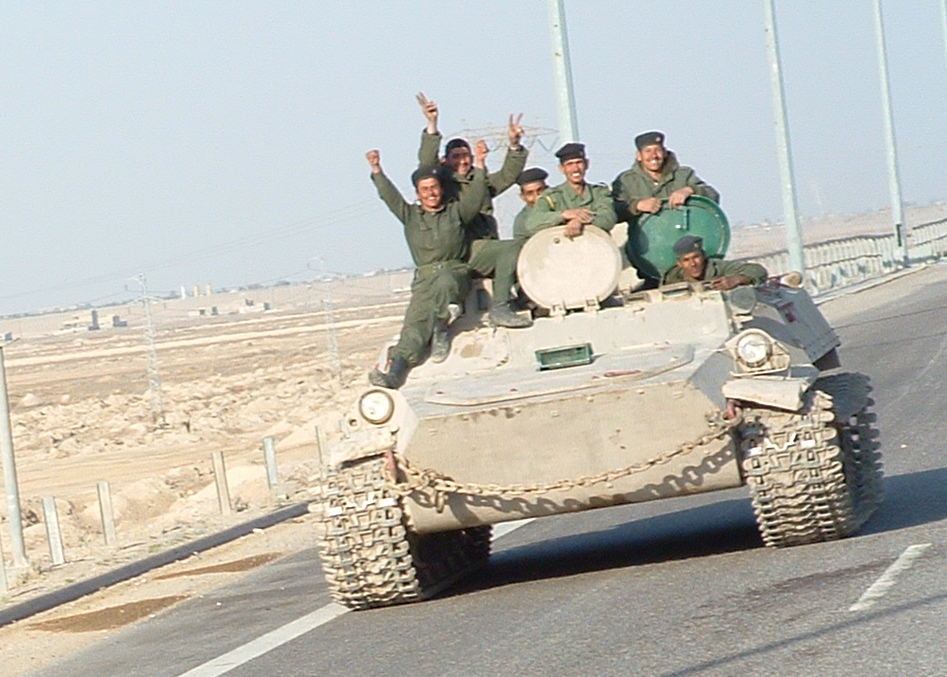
[132,274,165,424]
[0,344,27,568]
[762,0,805,276]
[547,0,579,143]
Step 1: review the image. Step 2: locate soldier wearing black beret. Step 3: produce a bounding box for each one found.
[512,167,549,241]
[524,142,617,239]
[662,235,767,290]
[611,131,721,288]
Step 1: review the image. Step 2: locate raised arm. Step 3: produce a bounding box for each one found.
[455,141,489,223]
[367,150,409,224]
[416,92,442,166]
[486,113,528,196]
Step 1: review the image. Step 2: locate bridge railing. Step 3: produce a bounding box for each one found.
[739,217,947,296]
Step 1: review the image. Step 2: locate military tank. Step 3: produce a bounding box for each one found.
[313,205,882,610]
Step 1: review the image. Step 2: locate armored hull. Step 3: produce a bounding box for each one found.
[315,224,882,609]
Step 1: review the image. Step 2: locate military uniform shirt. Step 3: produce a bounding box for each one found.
[524,181,617,237]
[662,258,768,286]
[612,151,719,224]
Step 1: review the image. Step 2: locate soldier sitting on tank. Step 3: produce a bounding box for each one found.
[512,167,550,242]
[416,93,531,328]
[612,131,720,288]
[365,146,489,389]
[662,235,768,290]
[524,142,617,239]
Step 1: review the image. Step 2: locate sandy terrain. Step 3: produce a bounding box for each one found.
[0,203,945,675]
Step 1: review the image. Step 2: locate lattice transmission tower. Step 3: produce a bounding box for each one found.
[132,274,165,425]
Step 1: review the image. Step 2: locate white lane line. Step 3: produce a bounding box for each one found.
[176,518,535,676]
[177,603,349,677]
[848,543,932,612]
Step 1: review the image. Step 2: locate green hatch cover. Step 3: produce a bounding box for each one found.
[625,196,730,280]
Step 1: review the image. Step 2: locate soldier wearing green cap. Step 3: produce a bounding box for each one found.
[662,235,767,290]
[365,146,489,389]
[414,92,531,327]
[524,142,617,239]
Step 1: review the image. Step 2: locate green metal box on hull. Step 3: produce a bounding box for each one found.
[314,220,883,611]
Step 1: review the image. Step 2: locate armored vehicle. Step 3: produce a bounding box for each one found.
[314,206,882,610]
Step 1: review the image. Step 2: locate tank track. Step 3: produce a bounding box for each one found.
[315,456,492,610]
[740,372,882,548]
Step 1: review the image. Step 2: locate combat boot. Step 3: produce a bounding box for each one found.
[430,321,451,363]
[368,357,410,389]
[489,302,533,328]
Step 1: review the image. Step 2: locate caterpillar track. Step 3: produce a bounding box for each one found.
[315,456,492,610]
[740,372,882,547]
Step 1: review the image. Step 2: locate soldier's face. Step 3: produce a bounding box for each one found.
[416,177,443,211]
[636,144,666,174]
[559,158,588,186]
[519,180,548,207]
[446,146,473,175]
[678,251,706,281]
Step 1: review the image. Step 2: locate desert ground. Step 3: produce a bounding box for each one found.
[0,204,945,675]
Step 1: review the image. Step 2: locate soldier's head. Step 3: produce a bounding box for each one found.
[555,143,588,189]
[673,235,707,281]
[444,138,473,175]
[634,131,667,177]
[412,165,443,212]
[517,167,549,207]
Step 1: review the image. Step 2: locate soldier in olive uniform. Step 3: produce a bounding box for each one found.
[511,167,549,242]
[662,235,767,289]
[524,143,617,239]
[415,93,531,327]
[613,131,720,287]
[365,146,488,388]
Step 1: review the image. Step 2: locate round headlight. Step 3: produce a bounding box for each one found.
[358,389,394,425]
[736,331,772,368]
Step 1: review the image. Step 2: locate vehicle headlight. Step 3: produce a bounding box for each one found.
[735,331,772,369]
[358,389,395,425]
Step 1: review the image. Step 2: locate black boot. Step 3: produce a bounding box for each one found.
[368,357,410,389]
[430,322,451,363]
[489,302,533,328]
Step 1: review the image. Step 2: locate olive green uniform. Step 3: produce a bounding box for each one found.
[661,258,768,286]
[512,203,534,242]
[611,151,720,224]
[418,130,528,303]
[523,181,618,236]
[371,167,487,367]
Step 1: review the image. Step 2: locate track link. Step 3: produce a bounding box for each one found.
[315,456,492,610]
[740,372,882,547]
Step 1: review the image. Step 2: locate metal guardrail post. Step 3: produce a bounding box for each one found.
[262,437,279,491]
[0,345,27,568]
[42,497,66,566]
[97,481,118,546]
[212,451,232,516]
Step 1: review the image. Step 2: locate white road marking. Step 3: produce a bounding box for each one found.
[848,543,932,612]
[175,518,535,676]
[177,603,349,677]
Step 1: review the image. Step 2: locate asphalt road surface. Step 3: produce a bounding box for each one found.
[27,264,947,677]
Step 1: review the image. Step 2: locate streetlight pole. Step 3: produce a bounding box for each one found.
[762,0,805,276]
[872,0,909,264]
[548,0,579,143]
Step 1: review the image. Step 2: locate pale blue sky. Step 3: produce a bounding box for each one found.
[2,1,945,316]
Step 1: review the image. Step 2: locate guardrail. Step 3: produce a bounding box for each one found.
[742,217,947,296]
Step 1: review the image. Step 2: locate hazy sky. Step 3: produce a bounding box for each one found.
[3,1,946,316]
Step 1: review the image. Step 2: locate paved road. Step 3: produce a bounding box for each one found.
[29,265,947,677]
